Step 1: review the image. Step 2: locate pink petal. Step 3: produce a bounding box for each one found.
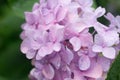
[56,7,68,22]
[40,0,46,3]
[31,39,41,50]
[47,0,58,9]
[83,63,103,78]
[66,47,74,64]
[95,7,106,17]
[49,24,64,42]
[59,0,71,5]
[104,13,116,25]
[32,3,39,11]
[74,71,86,80]
[67,13,79,23]
[60,47,73,64]
[29,68,38,79]
[42,64,55,79]
[70,37,81,51]
[94,34,104,45]
[78,0,93,7]
[36,53,42,60]
[80,33,93,47]
[55,24,64,42]
[21,38,31,54]
[37,43,53,59]
[44,13,54,24]
[102,47,116,59]
[53,70,63,80]
[79,55,91,70]
[29,68,44,80]
[50,54,61,69]
[37,47,49,58]
[68,2,80,12]
[34,30,48,43]
[94,22,108,34]
[64,78,73,80]
[96,77,105,80]
[88,47,97,58]
[34,61,43,69]
[25,12,37,24]
[97,57,111,72]
[70,22,87,33]
[53,42,61,52]
[20,31,26,40]
[92,45,103,52]
[103,30,119,46]
[26,49,36,59]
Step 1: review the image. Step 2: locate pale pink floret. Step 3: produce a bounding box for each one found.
[20,0,120,80]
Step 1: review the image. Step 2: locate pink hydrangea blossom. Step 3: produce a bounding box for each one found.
[20,0,120,80]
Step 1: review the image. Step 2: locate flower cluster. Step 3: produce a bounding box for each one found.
[20,0,120,80]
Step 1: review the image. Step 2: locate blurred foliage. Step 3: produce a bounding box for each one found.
[8,0,39,18]
[0,0,120,80]
[95,0,120,15]
[0,0,39,80]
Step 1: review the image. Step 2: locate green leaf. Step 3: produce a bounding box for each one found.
[8,0,39,18]
[106,52,120,80]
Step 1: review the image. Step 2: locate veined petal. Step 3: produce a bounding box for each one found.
[42,64,55,79]
[50,54,61,69]
[66,47,74,64]
[60,47,73,64]
[79,55,91,70]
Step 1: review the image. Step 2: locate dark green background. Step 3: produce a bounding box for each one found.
[0,0,120,80]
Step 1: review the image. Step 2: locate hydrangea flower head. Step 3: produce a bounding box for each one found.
[20,0,120,80]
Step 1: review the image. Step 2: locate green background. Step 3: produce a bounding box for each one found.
[0,0,120,80]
